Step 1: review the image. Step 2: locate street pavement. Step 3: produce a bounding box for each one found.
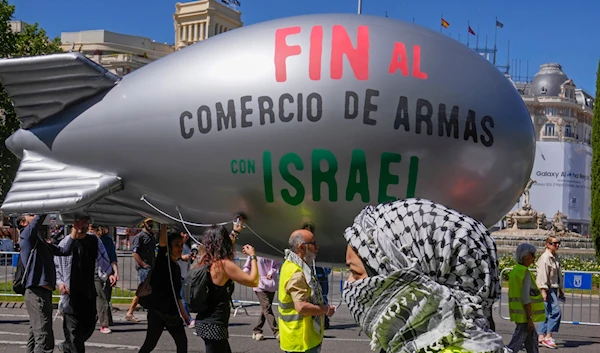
[0,302,598,352]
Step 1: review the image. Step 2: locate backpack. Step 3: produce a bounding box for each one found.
[13,241,39,295]
[183,264,211,313]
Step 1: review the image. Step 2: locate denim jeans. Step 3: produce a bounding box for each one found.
[180,278,190,318]
[538,288,561,334]
[138,267,151,284]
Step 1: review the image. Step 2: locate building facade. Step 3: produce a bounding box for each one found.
[59,0,242,76]
[173,0,242,50]
[509,63,595,235]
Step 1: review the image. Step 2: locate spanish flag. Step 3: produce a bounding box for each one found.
[441,18,450,28]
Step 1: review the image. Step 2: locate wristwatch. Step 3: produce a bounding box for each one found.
[250,255,257,261]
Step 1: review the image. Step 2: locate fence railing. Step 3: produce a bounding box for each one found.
[0,251,349,313]
[498,267,600,326]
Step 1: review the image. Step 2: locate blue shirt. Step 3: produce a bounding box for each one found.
[99,235,117,264]
[19,215,74,290]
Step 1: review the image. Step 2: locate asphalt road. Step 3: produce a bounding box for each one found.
[0,302,598,352]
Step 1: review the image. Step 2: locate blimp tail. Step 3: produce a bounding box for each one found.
[0,52,119,129]
[0,150,142,226]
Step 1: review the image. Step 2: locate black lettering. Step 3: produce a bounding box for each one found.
[394,96,410,131]
[216,100,236,131]
[258,96,275,125]
[416,98,433,135]
[363,89,378,126]
[197,106,212,134]
[344,91,359,119]
[463,110,478,143]
[179,111,194,139]
[297,93,303,121]
[240,96,253,128]
[480,115,495,147]
[307,93,322,122]
[279,94,294,122]
[437,104,459,138]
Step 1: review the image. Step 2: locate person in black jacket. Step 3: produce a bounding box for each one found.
[139,225,190,353]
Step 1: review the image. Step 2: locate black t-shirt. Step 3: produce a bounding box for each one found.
[151,246,182,315]
[70,235,98,309]
[132,230,157,270]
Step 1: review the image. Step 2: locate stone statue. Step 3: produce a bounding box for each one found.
[523,178,536,205]
[551,210,568,234]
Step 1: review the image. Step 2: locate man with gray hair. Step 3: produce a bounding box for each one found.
[278,229,335,353]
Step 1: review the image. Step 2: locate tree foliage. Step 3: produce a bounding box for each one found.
[592,59,600,262]
[0,0,62,203]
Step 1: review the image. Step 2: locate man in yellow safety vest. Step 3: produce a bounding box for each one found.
[507,243,546,353]
[278,229,336,353]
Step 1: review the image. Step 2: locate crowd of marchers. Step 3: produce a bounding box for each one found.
[14,197,566,353]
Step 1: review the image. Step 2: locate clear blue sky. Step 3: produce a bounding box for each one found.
[12,0,599,95]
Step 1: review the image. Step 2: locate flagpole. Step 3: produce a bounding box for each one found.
[467,21,470,47]
[493,16,498,65]
[358,0,362,14]
[476,24,479,50]
[440,15,442,33]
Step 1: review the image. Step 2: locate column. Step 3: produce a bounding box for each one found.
[193,23,198,42]
[181,24,186,41]
[200,22,205,39]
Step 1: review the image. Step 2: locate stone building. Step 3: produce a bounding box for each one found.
[508,63,595,235]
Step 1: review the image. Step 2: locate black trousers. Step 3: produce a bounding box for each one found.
[203,339,232,353]
[139,310,187,353]
[60,299,97,353]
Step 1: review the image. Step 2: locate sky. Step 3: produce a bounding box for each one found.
[11,0,599,95]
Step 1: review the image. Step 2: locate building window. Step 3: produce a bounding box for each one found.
[545,107,557,116]
[564,124,572,138]
[544,123,555,136]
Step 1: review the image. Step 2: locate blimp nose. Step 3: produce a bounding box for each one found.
[4,129,28,159]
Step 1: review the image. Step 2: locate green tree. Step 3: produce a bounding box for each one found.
[0,0,62,203]
[593,59,600,261]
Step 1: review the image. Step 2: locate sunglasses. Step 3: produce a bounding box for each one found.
[549,241,561,246]
[303,241,317,246]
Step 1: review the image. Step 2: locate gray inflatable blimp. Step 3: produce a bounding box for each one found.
[0,14,534,262]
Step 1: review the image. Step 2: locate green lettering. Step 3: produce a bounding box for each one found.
[263,152,274,202]
[311,149,338,202]
[248,160,256,174]
[406,156,419,198]
[231,160,238,174]
[346,149,370,202]
[378,152,402,203]
[279,153,305,206]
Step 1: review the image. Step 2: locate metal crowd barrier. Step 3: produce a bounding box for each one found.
[498,267,600,326]
[0,251,349,313]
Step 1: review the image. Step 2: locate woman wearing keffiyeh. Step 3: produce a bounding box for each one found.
[342,198,507,353]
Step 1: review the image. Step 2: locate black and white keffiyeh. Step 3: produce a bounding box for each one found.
[342,198,504,353]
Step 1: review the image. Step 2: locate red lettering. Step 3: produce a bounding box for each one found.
[412,45,427,80]
[330,25,370,80]
[309,26,323,81]
[389,42,428,80]
[275,27,302,83]
[388,42,409,76]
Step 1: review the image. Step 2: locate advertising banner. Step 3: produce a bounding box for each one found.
[526,142,591,222]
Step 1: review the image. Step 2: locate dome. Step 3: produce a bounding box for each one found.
[529,63,570,97]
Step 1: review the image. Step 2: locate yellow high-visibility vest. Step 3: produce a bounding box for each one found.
[508,264,546,323]
[278,260,323,352]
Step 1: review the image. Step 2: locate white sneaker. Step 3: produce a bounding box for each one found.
[252,333,265,341]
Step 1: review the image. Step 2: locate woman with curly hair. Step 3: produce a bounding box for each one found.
[194,222,259,353]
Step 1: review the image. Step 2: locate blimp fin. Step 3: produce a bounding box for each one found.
[0,52,120,129]
[0,150,123,216]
